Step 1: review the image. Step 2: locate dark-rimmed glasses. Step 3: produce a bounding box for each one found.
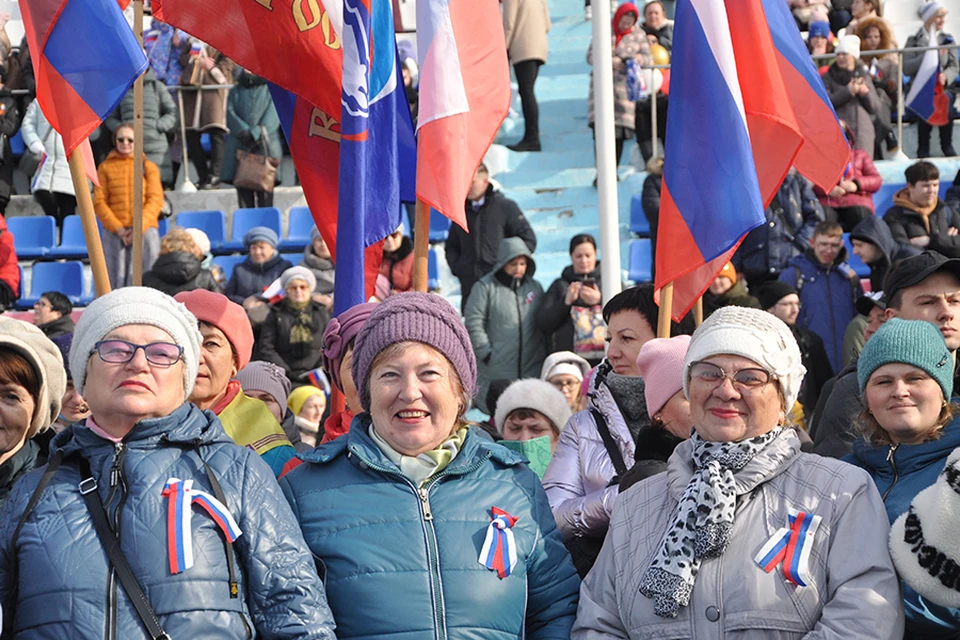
[93,340,183,367]
[689,361,776,390]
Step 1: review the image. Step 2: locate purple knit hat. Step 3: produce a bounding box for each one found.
[322,302,377,392]
[352,292,476,408]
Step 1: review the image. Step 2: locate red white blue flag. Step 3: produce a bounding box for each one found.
[478,506,519,579]
[906,28,950,126]
[162,478,242,575]
[755,509,822,586]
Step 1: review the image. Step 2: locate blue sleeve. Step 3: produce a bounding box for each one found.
[904,584,960,636]
[261,445,297,479]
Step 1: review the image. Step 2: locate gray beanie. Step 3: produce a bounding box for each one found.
[0,318,67,438]
[494,379,572,436]
[243,226,279,249]
[280,266,317,292]
[235,360,291,409]
[70,287,202,398]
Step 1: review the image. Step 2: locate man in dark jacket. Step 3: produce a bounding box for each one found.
[810,251,960,458]
[850,215,921,292]
[446,164,536,309]
[883,161,960,258]
[947,168,960,217]
[31,292,74,338]
[733,171,824,292]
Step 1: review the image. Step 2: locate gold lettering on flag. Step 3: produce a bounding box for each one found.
[321,12,341,49]
[294,0,323,31]
[309,108,341,143]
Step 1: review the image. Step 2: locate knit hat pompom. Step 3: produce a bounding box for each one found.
[352,293,475,409]
[494,379,572,436]
[636,335,691,417]
[684,306,806,409]
[70,288,202,398]
[0,318,67,438]
[857,318,953,398]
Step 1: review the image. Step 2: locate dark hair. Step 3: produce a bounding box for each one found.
[905,161,939,185]
[40,291,72,316]
[505,408,559,433]
[0,346,41,407]
[813,220,843,237]
[569,234,597,255]
[602,284,696,336]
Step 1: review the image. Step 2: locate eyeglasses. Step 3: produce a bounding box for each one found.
[689,361,776,390]
[116,137,134,144]
[33,300,51,309]
[93,340,183,367]
[551,379,580,391]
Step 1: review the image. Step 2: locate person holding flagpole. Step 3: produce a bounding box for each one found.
[904,1,957,158]
[574,307,902,637]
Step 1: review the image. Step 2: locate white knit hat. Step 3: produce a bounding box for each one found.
[0,318,67,438]
[280,265,317,292]
[540,351,591,382]
[494,379,573,436]
[184,227,211,255]
[70,287,203,397]
[919,1,945,24]
[889,448,960,607]
[835,35,861,59]
[683,306,806,409]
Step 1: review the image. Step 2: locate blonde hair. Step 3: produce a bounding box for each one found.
[160,228,202,258]
[857,401,958,447]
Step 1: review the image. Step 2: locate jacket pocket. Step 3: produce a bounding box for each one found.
[724,609,808,635]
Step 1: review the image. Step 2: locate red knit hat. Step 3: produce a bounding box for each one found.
[174,290,254,369]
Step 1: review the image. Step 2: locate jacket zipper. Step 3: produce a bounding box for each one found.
[354,450,491,640]
[514,284,524,379]
[882,443,900,502]
[103,442,127,640]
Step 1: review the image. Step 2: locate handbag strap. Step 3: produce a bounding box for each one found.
[77,457,170,640]
[591,409,628,479]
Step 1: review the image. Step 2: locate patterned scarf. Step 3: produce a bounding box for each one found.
[639,427,785,618]
[283,298,315,349]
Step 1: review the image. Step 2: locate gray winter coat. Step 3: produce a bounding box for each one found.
[0,402,336,639]
[464,237,547,413]
[20,100,74,196]
[106,67,179,184]
[300,246,335,295]
[542,366,648,541]
[586,27,652,129]
[573,430,904,639]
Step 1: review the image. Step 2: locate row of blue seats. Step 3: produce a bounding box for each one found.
[10,215,171,260]
[627,232,872,288]
[628,181,955,238]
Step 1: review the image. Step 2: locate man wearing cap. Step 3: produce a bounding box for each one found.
[759,281,833,416]
[224,226,293,309]
[810,251,960,457]
[850,215,920,293]
[446,163,537,310]
[175,289,296,477]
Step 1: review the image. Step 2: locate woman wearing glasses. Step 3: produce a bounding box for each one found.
[93,122,165,289]
[0,288,335,639]
[574,307,903,638]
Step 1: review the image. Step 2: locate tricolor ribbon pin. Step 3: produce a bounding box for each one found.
[161,477,242,575]
[754,508,822,586]
[478,506,519,579]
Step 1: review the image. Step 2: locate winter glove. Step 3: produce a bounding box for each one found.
[236,129,255,146]
[29,141,44,156]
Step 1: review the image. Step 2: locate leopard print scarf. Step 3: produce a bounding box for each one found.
[639,427,785,618]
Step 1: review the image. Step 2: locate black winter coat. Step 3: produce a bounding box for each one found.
[256,300,331,382]
[849,215,920,291]
[0,90,19,208]
[537,264,603,356]
[143,251,221,296]
[618,426,684,492]
[883,197,960,259]
[793,324,834,415]
[445,186,536,303]
[36,315,74,338]
[224,252,293,303]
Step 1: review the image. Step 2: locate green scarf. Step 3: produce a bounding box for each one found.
[370,425,468,487]
[283,298,315,346]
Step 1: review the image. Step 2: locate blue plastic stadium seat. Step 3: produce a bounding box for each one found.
[428,248,440,291]
[280,252,302,266]
[278,207,316,251]
[872,183,903,217]
[212,254,246,280]
[158,218,170,237]
[630,193,650,236]
[49,215,90,259]
[9,130,24,160]
[628,239,653,283]
[843,233,871,280]
[175,211,226,252]
[222,207,283,252]
[21,261,86,308]
[9,216,56,259]
[429,208,452,243]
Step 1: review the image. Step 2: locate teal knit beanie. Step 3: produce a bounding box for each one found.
[857,319,954,398]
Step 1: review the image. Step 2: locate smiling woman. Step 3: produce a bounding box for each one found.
[280,292,581,639]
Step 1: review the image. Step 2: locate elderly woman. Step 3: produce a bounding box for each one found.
[0,319,65,504]
[0,288,335,638]
[224,226,293,309]
[574,306,903,637]
[300,228,335,312]
[287,385,327,449]
[846,319,960,637]
[319,302,376,444]
[538,234,604,363]
[494,378,572,477]
[143,227,221,296]
[256,266,331,385]
[280,293,580,638]
[541,350,591,413]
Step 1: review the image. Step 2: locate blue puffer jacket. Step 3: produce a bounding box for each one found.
[779,247,862,374]
[0,403,336,639]
[845,418,960,638]
[280,415,580,640]
[733,173,824,279]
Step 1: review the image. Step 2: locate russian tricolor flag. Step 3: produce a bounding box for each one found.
[19,0,148,156]
[906,28,950,127]
[656,0,847,320]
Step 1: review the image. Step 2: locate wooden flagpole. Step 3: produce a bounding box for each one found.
[694,297,704,326]
[132,0,145,285]
[68,151,112,297]
[657,281,673,338]
[412,199,429,292]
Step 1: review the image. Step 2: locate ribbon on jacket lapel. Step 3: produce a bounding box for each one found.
[479,506,519,579]
[162,477,243,575]
[755,508,822,586]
